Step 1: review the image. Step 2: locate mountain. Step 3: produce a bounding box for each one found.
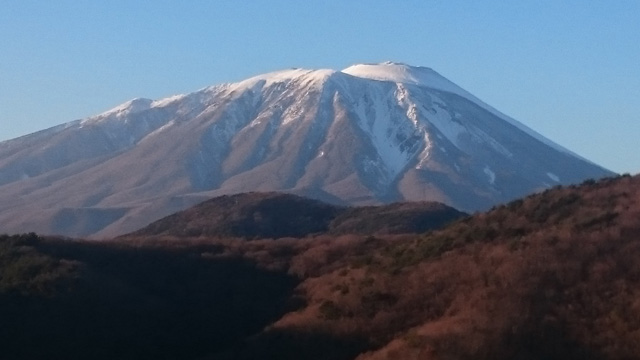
[0,62,613,238]
[2,174,639,359]
[123,192,466,239]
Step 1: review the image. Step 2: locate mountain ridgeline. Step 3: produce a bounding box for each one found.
[124,192,466,239]
[0,62,613,238]
[2,174,639,359]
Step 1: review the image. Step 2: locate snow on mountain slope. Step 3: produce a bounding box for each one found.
[343,61,461,93]
[0,62,614,238]
[343,62,583,159]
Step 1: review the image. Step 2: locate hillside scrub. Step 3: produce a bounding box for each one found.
[0,235,297,360]
[2,175,640,359]
[264,175,640,359]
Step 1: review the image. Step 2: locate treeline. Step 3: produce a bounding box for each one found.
[0,234,296,360]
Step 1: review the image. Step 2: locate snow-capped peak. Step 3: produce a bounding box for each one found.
[341,62,453,90]
[79,62,584,161]
[151,94,187,108]
[343,62,583,159]
[102,97,153,116]
[342,62,491,107]
[83,98,154,124]
[228,68,337,93]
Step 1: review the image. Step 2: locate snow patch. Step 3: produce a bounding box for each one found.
[415,132,432,169]
[418,95,466,150]
[470,127,514,158]
[81,98,153,126]
[400,91,513,158]
[547,172,560,182]
[142,120,175,141]
[152,94,186,108]
[342,62,461,95]
[230,68,336,94]
[94,98,152,119]
[484,166,496,185]
[351,83,421,179]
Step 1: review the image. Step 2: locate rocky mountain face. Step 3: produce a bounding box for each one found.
[0,62,613,238]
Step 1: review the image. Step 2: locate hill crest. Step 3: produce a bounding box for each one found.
[124,192,466,239]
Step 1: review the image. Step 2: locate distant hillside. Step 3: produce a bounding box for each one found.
[124,192,466,239]
[124,192,341,239]
[2,174,640,360]
[329,201,465,235]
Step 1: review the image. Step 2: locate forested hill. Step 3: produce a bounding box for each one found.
[124,192,466,239]
[1,174,640,359]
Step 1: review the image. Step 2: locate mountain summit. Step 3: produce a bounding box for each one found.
[0,62,613,238]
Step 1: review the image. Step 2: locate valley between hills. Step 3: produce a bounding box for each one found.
[2,174,639,359]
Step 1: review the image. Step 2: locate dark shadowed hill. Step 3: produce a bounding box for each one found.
[0,234,297,360]
[124,192,467,239]
[2,174,640,360]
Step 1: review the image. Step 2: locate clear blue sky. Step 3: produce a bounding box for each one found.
[1,1,639,174]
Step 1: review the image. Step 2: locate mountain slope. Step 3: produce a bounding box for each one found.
[0,62,613,238]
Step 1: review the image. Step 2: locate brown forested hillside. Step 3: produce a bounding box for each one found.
[251,174,640,360]
[2,175,640,360]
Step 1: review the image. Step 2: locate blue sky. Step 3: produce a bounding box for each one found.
[1,1,639,174]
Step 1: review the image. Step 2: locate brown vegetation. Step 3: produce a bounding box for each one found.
[263,175,640,359]
[2,174,640,359]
